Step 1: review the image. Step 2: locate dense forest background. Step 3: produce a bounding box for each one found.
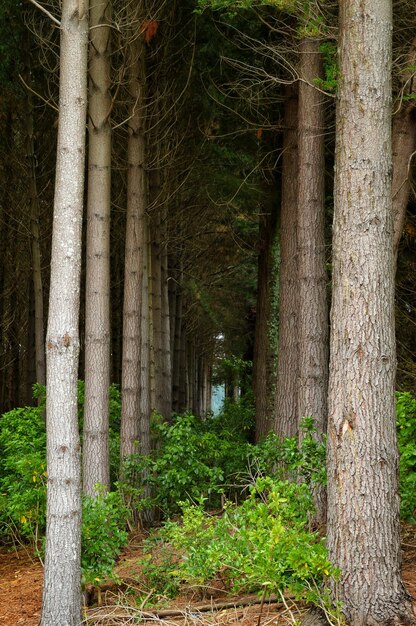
[1,1,416,625]
[0,1,415,415]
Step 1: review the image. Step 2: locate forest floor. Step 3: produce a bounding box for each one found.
[1,525,416,626]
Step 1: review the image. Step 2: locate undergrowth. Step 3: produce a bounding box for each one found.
[0,386,415,612]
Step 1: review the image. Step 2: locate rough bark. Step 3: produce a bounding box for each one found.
[83,0,112,495]
[274,83,299,439]
[120,27,147,461]
[327,1,415,624]
[297,38,328,442]
[40,1,88,623]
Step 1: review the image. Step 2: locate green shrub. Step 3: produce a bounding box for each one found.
[396,391,416,522]
[142,477,339,605]
[0,397,46,543]
[249,417,327,487]
[0,382,125,570]
[81,485,129,585]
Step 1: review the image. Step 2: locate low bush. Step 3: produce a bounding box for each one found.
[396,391,416,522]
[0,383,128,586]
[141,477,339,609]
[81,485,129,586]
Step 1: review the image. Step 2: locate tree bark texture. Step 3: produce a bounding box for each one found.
[120,28,147,461]
[297,38,328,441]
[275,83,299,439]
[327,1,414,624]
[40,1,88,624]
[83,0,112,495]
[392,38,416,257]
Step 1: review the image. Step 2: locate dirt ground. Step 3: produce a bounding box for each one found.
[1,526,415,626]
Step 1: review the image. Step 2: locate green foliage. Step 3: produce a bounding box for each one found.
[0,399,46,543]
[142,477,339,607]
[196,0,296,14]
[249,417,327,486]
[122,408,252,517]
[0,382,124,567]
[396,392,416,522]
[314,42,338,93]
[81,486,129,586]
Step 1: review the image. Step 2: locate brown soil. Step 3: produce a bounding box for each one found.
[1,526,415,626]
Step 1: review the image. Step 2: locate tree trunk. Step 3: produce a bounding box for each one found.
[392,38,416,257]
[327,1,414,623]
[120,27,147,461]
[83,0,112,495]
[140,217,151,457]
[274,83,299,439]
[40,0,88,623]
[26,84,46,388]
[297,38,328,441]
[253,209,274,441]
[160,215,172,420]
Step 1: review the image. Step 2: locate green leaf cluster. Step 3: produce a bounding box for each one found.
[396,391,416,522]
[121,407,253,517]
[0,399,47,543]
[81,485,129,586]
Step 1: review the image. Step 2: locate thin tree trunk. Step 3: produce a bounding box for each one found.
[160,216,172,420]
[120,27,147,461]
[274,83,299,439]
[40,0,88,623]
[83,0,112,494]
[254,210,274,442]
[140,217,151,457]
[392,38,416,257]
[26,85,46,388]
[172,260,184,412]
[150,202,164,416]
[327,1,414,623]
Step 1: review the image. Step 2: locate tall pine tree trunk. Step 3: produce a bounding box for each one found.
[327,1,414,622]
[83,0,112,494]
[120,25,147,460]
[40,1,88,622]
[275,83,299,439]
[392,38,416,258]
[297,39,328,441]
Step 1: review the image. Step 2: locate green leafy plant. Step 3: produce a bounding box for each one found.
[313,41,338,93]
[0,398,46,544]
[248,417,327,486]
[396,391,416,522]
[81,485,130,586]
[142,478,339,607]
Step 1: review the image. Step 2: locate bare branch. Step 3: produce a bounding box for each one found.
[27,0,61,27]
